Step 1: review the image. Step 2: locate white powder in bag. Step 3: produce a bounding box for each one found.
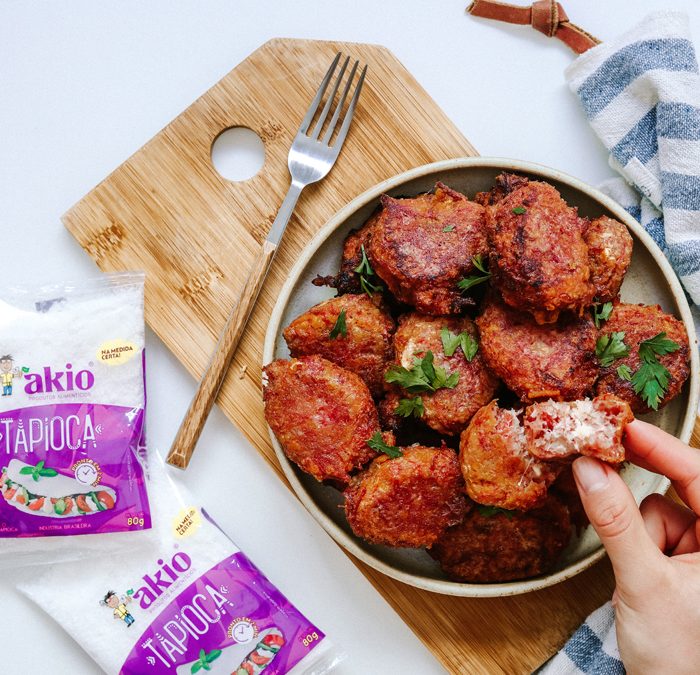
[18,457,342,675]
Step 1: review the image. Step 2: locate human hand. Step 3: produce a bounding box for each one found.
[572,419,700,674]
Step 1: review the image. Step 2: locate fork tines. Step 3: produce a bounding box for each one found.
[298,52,367,147]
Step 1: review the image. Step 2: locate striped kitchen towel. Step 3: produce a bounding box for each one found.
[538,602,622,674]
[565,10,700,308]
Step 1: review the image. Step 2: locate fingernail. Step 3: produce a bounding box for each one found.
[573,457,609,494]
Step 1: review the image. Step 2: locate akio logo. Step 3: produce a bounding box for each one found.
[132,552,192,609]
[24,363,95,395]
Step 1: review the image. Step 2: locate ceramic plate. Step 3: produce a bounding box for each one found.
[263,157,699,597]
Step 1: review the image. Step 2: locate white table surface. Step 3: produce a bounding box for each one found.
[2,2,698,673]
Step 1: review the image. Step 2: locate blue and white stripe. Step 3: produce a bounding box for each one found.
[538,602,623,675]
[566,11,700,307]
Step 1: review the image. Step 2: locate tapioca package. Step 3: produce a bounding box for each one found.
[18,462,343,674]
[0,272,151,567]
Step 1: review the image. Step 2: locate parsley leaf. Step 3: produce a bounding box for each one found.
[441,327,479,362]
[440,327,462,357]
[627,333,680,411]
[596,331,630,367]
[457,255,491,292]
[354,245,374,276]
[329,309,347,340]
[366,432,402,458]
[617,364,632,381]
[511,206,527,215]
[631,360,670,411]
[354,245,384,297]
[385,350,459,393]
[476,504,515,519]
[593,301,613,329]
[638,332,680,363]
[395,396,424,418]
[442,225,455,232]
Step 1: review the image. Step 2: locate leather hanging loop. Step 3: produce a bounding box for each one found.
[467,0,601,54]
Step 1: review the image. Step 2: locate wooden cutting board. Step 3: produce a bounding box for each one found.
[63,38,699,674]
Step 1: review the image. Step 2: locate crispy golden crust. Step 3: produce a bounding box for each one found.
[262,356,379,484]
[595,303,691,413]
[366,184,488,315]
[312,215,378,295]
[524,394,634,463]
[476,295,598,402]
[460,401,559,511]
[487,179,594,323]
[430,496,572,582]
[283,293,395,398]
[474,172,530,206]
[392,313,500,435]
[343,445,467,548]
[585,216,633,302]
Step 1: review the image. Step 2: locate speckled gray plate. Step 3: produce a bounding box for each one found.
[263,157,700,597]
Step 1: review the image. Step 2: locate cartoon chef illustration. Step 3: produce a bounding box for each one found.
[102,590,135,627]
[0,354,22,397]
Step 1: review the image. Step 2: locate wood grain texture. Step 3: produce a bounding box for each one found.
[62,37,700,674]
[167,238,277,469]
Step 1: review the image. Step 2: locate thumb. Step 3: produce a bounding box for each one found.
[573,456,665,598]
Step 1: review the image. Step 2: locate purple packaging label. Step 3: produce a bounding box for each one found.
[0,402,150,537]
[121,552,325,675]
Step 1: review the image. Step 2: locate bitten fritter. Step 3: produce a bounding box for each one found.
[312,215,378,295]
[366,184,488,315]
[391,313,500,435]
[476,295,598,402]
[460,401,559,511]
[525,394,634,463]
[262,356,379,484]
[430,496,572,582]
[487,176,594,323]
[585,216,633,302]
[283,293,395,397]
[595,303,691,413]
[343,445,467,548]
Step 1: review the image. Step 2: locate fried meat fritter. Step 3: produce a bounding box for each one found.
[585,216,633,302]
[283,293,395,397]
[595,303,690,413]
[262,356,379,484]
[476,295,598,402]
[460,401,559,511]
[366,184,488,315]
[343,445,466,547]
[487,177,594,323]
[391,313,500,435]
[525,394,633,463]
[430,496,572,582]
[312,215,378,295]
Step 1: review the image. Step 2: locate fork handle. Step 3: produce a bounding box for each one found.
[166,238,277,469]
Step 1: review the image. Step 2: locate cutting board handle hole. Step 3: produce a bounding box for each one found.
[211,127,265,182]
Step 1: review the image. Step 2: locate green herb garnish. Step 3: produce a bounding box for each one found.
[191,648,222,673]
[457,254,491,292]
[18,460,58,482]
[511,206,527,215]
[394,396,424,418]
[593,301,613,328]
[476,504,515,519]
[616,364,632,381]
[596,331,630,367]
[366,431,403,458]
[354,245,384,297]
[441,327,478,362]
[442,225,455,232]
[329,309,347,340]
[630,332,681,410]
[385,350,459,393]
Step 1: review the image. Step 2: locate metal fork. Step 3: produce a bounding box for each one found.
[167,53,367,470]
